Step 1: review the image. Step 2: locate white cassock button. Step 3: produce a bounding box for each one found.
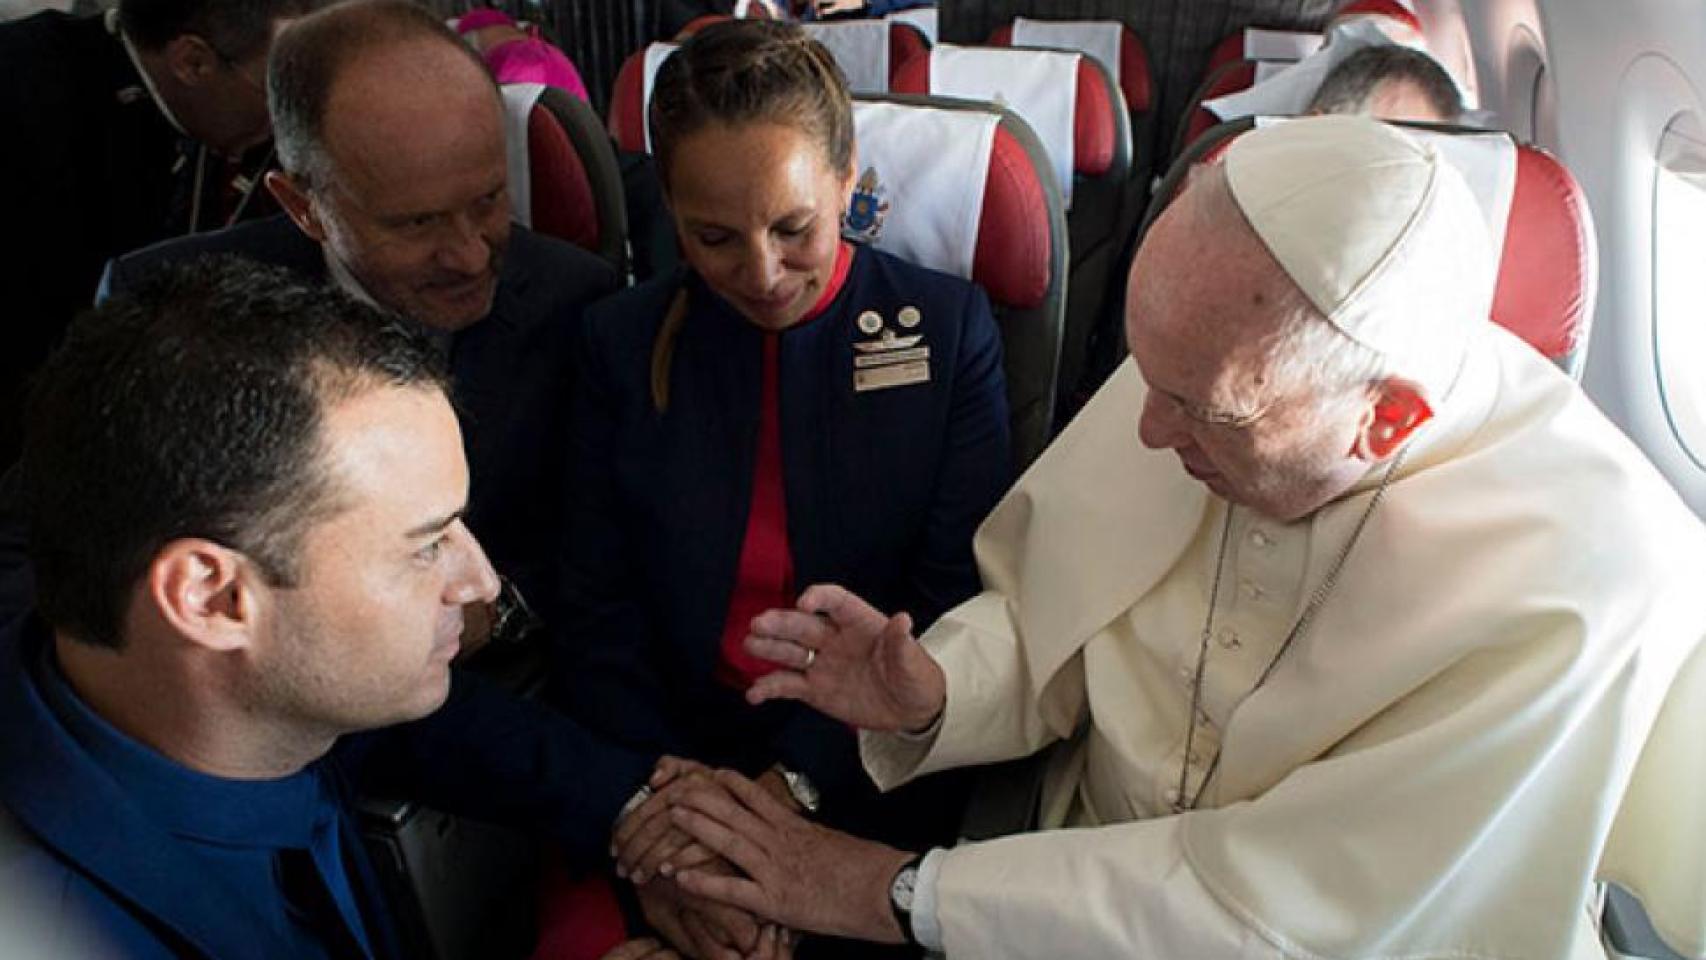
[1216,628,1242,650]
[1248,528,1272,548]
[1240,579,1265,601]
[1164,787,1182,808]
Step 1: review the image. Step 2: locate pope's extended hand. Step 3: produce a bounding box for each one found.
[671,770,911,944]
[742,584,945,733]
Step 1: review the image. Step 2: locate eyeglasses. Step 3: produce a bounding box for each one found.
[1152,386,1273,430]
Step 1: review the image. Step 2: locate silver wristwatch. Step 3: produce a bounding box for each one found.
[889,855,923,946]
[777,766,821,815]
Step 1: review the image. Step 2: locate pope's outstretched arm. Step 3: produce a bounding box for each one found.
[743,584,946,735]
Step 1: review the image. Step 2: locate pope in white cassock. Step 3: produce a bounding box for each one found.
[661,115,1706,960]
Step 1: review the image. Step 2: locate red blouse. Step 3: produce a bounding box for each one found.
[714,242,854,689]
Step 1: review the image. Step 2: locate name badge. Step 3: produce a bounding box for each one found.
[851,306,931,392]
[855,360,930,392]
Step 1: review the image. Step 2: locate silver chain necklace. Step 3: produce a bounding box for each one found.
[1172,448,1410,813]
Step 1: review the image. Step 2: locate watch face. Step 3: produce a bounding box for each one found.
[890,865,918,912]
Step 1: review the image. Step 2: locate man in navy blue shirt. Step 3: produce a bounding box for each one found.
[0,260,669,959]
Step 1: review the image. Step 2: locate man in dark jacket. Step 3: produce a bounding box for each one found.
[102,0,620,624]
[0,0,312,468]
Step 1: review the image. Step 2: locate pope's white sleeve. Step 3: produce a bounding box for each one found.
[931,816,1281,959]
[861,591,1078,791]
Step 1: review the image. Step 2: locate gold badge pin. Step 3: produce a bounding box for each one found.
[898,306,922,329]
[857,310,883,336]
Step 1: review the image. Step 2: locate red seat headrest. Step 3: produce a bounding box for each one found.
[973,122,1053,309]
[1180,60,1257,157]
[1203,32,1247,81]
[889,22,930,81]
[987,21,1153,115]
[526,103,599,253]
[1492,145,1595,364]
[1334,0,1424,36]
[607,48,647,153]
[892,52,1117,178]
[675,13,731,39]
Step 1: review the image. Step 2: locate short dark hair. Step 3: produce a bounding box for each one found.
[118,0,316,60]
[650,19,854,190]
[21,256,448,650]
[269,0,498,184]
[1308,45,1463,121]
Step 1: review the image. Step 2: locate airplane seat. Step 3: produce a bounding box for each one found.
[1170,59,1258,170]
[1203,31,1249,80]
[889,19,931,74]
[358,624,558,960]
[802,19,932,94]
[607,43,682,281]
[1491,142,1598,375]
[890,49,1124,184]
[849,94,1067,468]
[674,13,730,39]
[1137,117,1599,374]
[606,45,653,155]
[892,47,1130,428]
[986,18,1156,128]
[1331,0,1425,39]
[503,85,628,276]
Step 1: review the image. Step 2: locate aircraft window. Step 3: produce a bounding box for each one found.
[1651,112,1706,469]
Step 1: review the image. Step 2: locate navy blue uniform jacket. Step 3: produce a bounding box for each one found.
[100,214,617,613]
[556,247,1010,844]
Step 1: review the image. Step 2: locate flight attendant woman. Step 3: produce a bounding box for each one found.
[554,18,1010,953]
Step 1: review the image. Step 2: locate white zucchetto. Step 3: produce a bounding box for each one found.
[1224,115,1495,396]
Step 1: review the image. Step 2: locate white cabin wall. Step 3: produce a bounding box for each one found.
[1420,0,1706,516]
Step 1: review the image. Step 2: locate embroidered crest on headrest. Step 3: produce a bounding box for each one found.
[843,166,890,245]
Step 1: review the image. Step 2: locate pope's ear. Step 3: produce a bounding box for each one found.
[265,170,328,243]
[1354,377,1433,462]
[144,539,263,653]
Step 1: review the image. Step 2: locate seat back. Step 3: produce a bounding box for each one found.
[1330,0,1425,43]
[1139,117,1598,374]
[675,13,729,38]
[1203,26,1323,81]
[1488,137,1597,374]
[890,19,931,72]
[886,6,939,44]
[606,42,679,154]
[801,19,932,94]
[850,94,1067,467]
[989,18,1154,119]
[892,45,1129,207]
[502,84,627,275]
[894,45,1129,425]
[1171,59,1257,165]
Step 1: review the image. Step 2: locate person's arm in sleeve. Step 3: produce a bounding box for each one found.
[550,304,692,756]
[335,667,657,867]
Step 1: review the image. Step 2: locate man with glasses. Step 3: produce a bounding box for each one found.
[0,0,314,470]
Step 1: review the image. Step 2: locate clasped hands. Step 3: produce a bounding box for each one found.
[613,756,792,960]
[611,585,949,952]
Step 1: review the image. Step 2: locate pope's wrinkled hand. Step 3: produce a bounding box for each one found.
[742,584,945,733]
[669,769,914,943]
